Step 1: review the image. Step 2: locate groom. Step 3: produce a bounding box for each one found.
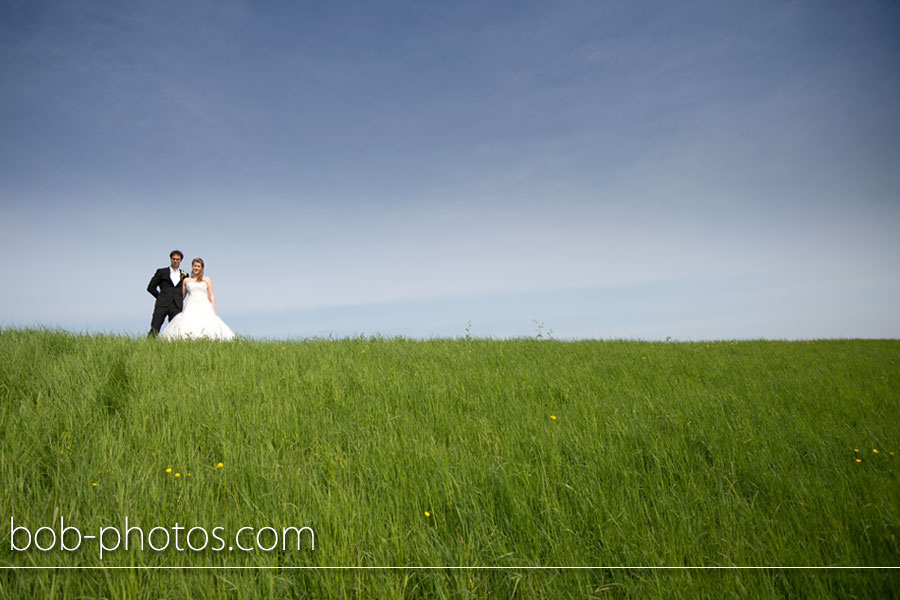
[147,250,189,337]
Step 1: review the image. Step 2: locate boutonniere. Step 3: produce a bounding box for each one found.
[180,270,189,279]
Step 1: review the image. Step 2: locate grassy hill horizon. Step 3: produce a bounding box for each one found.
[1,328,897,598]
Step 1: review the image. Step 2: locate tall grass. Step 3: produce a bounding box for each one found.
[1,329,897,598]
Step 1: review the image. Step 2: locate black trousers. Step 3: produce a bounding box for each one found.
[149,304,181,336]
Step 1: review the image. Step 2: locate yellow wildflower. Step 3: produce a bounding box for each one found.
[873,449,879,454]
[92,482,98,487]
[175,473,181,478]
[425,511,431,517]
[216,462,224,469]
[856,459,862,463]
[165,468,172,473]
[550,415,557,420]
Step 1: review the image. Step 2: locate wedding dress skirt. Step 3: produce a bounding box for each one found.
[161,281,235,341]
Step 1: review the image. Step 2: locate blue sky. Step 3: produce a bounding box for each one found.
[1,0,898,340]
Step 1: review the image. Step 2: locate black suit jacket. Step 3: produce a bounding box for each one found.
[147,268,186,310]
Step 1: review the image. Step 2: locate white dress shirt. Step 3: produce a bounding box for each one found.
[170,267,180,287]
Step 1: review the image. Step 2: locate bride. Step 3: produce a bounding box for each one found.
[160,258,235,341]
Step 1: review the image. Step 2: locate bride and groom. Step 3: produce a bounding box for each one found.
[147,250,235,340]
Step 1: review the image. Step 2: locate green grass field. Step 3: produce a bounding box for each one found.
[1,329,898,598]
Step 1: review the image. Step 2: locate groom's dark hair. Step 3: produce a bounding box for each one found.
[170,250,184,259]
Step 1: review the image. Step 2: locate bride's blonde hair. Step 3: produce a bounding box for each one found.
[192,258,205,281]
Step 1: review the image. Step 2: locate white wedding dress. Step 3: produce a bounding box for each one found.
[160,280,235,341]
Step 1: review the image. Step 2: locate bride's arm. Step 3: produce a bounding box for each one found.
[206,277,216,313]
[182,278,187,298]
